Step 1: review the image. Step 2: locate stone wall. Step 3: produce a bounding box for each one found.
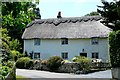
[58,62,80,73]
[33,62,111,73]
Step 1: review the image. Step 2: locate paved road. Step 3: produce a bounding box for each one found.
[16,69,112,79]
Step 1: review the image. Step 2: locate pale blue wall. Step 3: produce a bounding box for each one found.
[24,38,109,62]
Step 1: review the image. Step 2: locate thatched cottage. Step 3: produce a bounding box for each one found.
[22,15,111,62]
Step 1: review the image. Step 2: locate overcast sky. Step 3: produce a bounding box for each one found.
[39,0,113,19]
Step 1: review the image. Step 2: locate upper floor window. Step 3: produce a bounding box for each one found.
[61,52,68,59]
[34,39,40,46]
[61,38,68,45]
[91,38,99,45]
[92,52,99,59]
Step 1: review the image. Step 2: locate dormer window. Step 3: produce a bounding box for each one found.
[91,38,99,45]
[61,38,68,45]
[34,39,40,46]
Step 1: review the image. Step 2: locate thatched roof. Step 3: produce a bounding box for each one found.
[22,16,112,39]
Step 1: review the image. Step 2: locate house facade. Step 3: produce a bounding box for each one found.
[22,16,111,62]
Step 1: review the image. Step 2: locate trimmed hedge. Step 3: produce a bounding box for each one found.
[16,57,33,69]
[109,30,120,67]
[72,56,92,71]
[46,56,63,71]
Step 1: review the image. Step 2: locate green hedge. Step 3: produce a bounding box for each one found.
[16,57,33,69]
[72,56,92,71]
[109,30,120,67]
[46,56,63,71]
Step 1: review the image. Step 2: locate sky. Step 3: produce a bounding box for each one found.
[39,0,113,19]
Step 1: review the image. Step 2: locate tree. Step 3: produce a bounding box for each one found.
[1,28,21,62]
[97,0,120,31]
[2,2,41,39]
[85,11,100,16]
[1,28,11,62]
[2,2,41,52]
[97,0,120,68]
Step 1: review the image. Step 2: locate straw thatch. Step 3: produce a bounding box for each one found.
[22,16,111,39]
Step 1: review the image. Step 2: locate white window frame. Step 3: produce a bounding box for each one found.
[34,39,40,46]
[61,52,68,59]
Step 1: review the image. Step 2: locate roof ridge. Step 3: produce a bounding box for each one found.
[27,16,102,27]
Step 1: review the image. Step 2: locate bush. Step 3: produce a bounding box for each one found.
[4,61,14,68]
[46,56,63,71]
[62,60,70,63]
[25,60,34,69]
[10,50,21,61]
[72,56,92,71]
[109,30,120,67]
[16,57,33,69]
[1,66,11,78]
[41,60,48,65]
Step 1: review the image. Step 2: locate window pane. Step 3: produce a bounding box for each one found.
[61,52,68,59]
[91,38,99,45]
[61,38,68,45]
[92,52,99,59]
[34,53,40,59]
[34,39,40,45]
[65,53,68,59]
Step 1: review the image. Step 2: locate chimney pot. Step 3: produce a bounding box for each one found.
[57,11,62,18]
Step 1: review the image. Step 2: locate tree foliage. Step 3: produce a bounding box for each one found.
[2,2,41,40]
[97,0,120,67]
[2,2,41,53]
[109,30,120,67]
[85,11,100,16]
[1,28,21,62]
[97,0,120,31]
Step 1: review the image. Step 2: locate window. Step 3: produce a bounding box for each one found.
[61,52,68,59]
[91,38,99,45]
[92,52,99,59]
[34,39,40,45]
[34,53,40,59]
[80,53,87,57]
[61,38,68,45]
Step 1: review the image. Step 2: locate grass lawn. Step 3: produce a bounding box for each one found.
[16,75,32,80]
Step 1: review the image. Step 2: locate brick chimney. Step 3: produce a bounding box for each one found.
[57,11,62,18]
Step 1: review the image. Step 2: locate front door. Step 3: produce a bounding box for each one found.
[80,53,87,57]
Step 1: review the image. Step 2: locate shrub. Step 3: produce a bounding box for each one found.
[16,57,33,69]
[46,56,63,71]
[5,61,14,68]
[41,60,48,65]
[1,66,11,77]
[109,30,120,68]
[25,60,34,69]
[72,56,92,71]
[10,50,21,61]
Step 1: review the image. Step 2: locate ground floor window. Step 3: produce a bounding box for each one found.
[92,52,99,59]
[34,53,40,59]
[61,52,68,59]
[80,53,87,57]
